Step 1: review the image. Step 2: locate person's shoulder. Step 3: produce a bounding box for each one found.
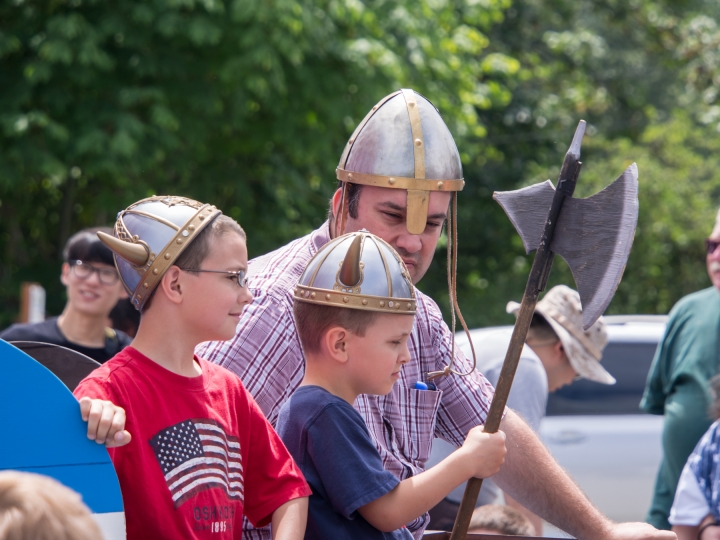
[285,386,358,425]
[0,318,61,343]
[84,347,137,381]
[248,224,330,299]
[671,287,719,315]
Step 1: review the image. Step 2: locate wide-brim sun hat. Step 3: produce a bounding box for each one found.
[506,284,615,385]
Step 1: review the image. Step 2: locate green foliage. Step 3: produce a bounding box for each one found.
[3,0,720,330]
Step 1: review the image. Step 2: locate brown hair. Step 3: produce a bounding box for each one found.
[327,182,363,228]
[468,504,535,536]
[293,300,378,354]
[143,214,245,312]
[527,312,559,344]
[0,471,102,540]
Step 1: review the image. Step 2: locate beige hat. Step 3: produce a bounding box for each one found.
[506,285,615,385]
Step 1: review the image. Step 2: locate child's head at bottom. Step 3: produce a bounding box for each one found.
[0,471,102,540]
[468,504,535,536]
[295,301,414,397]
[98,196,251,345]
[293,231,417,401]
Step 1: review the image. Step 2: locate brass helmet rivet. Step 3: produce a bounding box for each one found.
[143,282,149,288]
[372,106,378,110]
[325,294,331,300]
[137,294,143,299]
[164,253,171,260]
[362,299,368,305]
[389,177,396,185]
[310,292,316,299]
[437,181,444,189]
[348,138,354,144]
[414,138,423,146]
[348,173,353,180]
[407,303,412,309]
[462,180,466,187]
[199,215,205,220]
[176,238,183,244]
[153,268,159,275]
[380,301,385,307]
[396,303,400,310]
[408,102,415,107]
[133,235,139,241]
[343,296,349,303]
[188,224,195,231]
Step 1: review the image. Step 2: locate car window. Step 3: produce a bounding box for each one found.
[546,341,659,416]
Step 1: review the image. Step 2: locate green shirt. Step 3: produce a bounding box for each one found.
[641,287,720,529]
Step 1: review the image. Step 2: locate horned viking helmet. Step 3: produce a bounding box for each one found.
[336,89,465,234]
[97,196,222,311]
[294,231,416,315]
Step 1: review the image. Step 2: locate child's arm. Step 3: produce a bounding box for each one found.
[271,496,309,540]
[78,397,132,447]
[358,425,506,532]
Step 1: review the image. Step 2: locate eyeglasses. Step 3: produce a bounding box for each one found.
[706,239,720,255]
[180,268,248,288]
[69,260,120,285]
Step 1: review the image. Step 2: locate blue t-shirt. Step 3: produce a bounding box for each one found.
[276,385,413,540]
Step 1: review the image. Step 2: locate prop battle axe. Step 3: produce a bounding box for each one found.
[448,120,639,540]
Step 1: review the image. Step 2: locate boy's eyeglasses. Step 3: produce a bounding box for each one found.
[706,239,720,255]
[180,268,248,288]
[69,260,120,285]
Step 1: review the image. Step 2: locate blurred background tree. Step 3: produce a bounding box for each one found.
[1,0,720,328]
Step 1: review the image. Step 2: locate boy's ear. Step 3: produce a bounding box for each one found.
[159,266,184,305]
[323,326,349,364]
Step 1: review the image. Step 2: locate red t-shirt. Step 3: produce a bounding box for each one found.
[74,347,310,539]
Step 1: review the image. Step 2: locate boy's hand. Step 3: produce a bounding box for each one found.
[78,397,132,447]
[459,425,507,479]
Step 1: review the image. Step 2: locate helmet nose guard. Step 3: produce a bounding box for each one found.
[336,89,465,234]
[294,231,416,315]
[97,196,221,311]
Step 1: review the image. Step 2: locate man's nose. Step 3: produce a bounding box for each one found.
[395,231,422,254]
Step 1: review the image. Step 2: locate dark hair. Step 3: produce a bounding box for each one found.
[293,300,378,354]
[327,182,363,225]
[142,214,245,312]
[527,312,559,343]
[468,504,535,536]
[63,227,115,266]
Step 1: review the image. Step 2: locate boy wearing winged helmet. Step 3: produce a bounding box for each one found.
[72,196,310,539]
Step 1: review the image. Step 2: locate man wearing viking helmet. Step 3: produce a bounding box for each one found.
[198,90,673,540]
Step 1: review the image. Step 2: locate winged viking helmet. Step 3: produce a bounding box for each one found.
[294,231,416,315]
[96,196,221,311]
[335,89,475,379]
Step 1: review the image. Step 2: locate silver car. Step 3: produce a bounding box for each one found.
[430,315,667,532]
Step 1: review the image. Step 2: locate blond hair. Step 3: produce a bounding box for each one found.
[468,504,535,536]
[0,471,102,540]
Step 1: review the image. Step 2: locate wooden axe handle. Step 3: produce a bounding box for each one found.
[448,290,539,540]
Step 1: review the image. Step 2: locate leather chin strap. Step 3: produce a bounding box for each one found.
[427,191,477,380]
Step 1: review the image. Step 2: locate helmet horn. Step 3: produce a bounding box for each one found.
[97,231,150,267]
[338,234,363,287]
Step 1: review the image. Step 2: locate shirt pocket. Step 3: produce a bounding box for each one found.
[381,385,442,469]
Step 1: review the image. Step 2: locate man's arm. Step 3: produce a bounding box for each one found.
[271,497,308,540]
[494,410,676,540]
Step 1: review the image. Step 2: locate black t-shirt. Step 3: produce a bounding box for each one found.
[0,317,132,364]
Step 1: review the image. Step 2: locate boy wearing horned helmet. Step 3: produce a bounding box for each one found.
[199,90,673,540]
[72,196,310,539]
[276,230,506,539]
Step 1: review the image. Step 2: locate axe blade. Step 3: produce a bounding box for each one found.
[552,163,639,329]
[493,163,638,330]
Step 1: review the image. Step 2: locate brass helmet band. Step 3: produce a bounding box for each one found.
[337,89,464,234]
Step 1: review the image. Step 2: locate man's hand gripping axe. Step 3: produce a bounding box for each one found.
[448,120,639,540]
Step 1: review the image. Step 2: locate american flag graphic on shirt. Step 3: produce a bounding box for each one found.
[149,419,244,508]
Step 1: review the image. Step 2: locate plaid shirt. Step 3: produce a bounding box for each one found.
[197,222,496,538]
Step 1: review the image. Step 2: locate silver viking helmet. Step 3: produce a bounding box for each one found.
[97,196,222,311]
[336,89,465,234]
[294,231,416,315]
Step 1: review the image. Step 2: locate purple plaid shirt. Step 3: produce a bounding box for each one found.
[197,222,496,538]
